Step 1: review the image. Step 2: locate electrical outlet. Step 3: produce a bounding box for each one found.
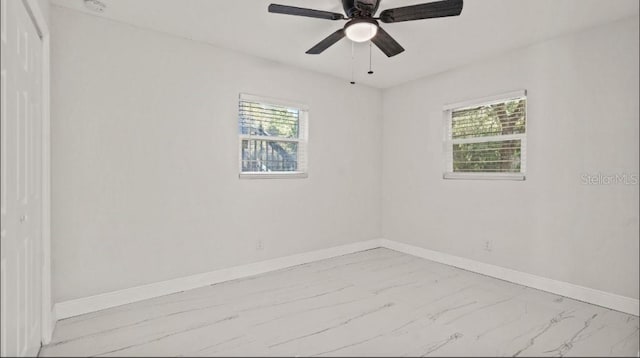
[484,241,493,252]
[256,240,264,251]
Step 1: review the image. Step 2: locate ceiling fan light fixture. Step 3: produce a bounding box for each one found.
[345,19,378,43]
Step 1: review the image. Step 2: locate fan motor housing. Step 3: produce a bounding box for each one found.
[342,0,380,18]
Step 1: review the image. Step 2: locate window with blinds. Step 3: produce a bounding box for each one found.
[443,90,527,180]
[238,93,308,178]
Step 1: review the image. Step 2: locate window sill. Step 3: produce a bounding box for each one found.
[239,172,308,180]
[443,172,526,181]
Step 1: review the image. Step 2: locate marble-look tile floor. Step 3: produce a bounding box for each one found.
[40,248,639,357]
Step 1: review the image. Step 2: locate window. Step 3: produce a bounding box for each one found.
[238,93,308,179]
[443,90,527,180]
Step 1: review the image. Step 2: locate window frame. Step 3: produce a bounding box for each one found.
[238,93,309,179]
[442,90,527,181]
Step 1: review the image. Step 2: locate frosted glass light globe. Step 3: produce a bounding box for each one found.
[345,22,378,42]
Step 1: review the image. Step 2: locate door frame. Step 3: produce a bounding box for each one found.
[20,0,52,346]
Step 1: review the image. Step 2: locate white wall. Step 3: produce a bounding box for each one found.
[37,0,50,25]
[50,6,382,302]
[51,4,638,305]
[382,16,639,299]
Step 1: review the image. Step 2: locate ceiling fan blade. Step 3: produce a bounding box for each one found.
[371,27,404,57]
[268,4,345,20]
[306,29,346,54]
[379,0,463,23]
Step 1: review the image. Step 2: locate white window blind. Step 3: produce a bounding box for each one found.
[238,93,308,179]
[443,90,527,180]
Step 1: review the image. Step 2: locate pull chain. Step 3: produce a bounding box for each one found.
[350,42,356,85]
[368,42,374,75]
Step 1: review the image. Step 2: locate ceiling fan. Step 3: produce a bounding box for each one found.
[268,0,463,57]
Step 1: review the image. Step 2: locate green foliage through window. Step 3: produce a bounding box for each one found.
[239,101,299,139]
[449,97,526,174]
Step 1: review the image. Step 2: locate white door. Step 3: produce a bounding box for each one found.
[1,0,44,356]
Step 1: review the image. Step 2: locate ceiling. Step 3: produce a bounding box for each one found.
[51,0,639,89]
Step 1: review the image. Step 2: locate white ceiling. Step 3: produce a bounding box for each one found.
[51,0,639,88]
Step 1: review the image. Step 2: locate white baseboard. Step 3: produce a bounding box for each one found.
[54,239,384,320]
[54,238,638,320]
[380,239,639,316]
